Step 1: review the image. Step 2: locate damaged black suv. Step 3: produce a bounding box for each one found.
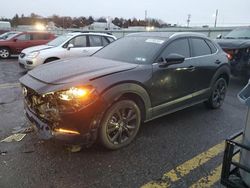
[20,32,230,150]
[216,27,250,81]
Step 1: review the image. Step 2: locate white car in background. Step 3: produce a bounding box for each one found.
[19,32,116,70]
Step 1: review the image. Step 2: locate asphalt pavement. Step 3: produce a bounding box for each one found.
[0,57,247,188]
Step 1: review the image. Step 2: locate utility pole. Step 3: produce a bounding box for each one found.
[214,9,218,27]
[187,14,191,27]
[145,10,148,27]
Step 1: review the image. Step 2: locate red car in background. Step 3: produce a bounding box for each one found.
[0,31,55,59]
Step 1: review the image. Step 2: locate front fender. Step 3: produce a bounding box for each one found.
[101,83,152,120]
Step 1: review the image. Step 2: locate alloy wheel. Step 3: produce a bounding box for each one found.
[212,79,227,107]
[106,105,138,145]
[0,48,10,58]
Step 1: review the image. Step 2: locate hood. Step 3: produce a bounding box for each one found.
[28,57,138,84]
[215,38,250,49]
[22,45,54,54]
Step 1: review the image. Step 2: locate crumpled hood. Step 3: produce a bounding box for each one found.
[28,57,138,84]
[22,45,54,54]
[215,39,250,49]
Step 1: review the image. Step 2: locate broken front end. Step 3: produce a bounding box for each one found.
[224,48,250,79]
[21,84,105,146]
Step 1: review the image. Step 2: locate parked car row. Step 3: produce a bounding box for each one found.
[19,32,116,69]
[19,32,230,149]
[0,31,55,58]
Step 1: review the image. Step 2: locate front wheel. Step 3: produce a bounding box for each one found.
[0,47,10,59]
[206,78,227,109]
[99,100,141,150]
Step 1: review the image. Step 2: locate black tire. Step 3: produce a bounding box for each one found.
[206,77,227,109]
[0,47,10,59]
[44,57,59,64]
[99,100,141,150]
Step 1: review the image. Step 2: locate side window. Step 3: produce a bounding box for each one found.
[161,38,190,58]
[205,40,217,54]
[89,35,102,47]
[191,38,211,57]
[32,33,47,40]
[107,37,115,43]
[16,34,31,41]
[102,36,110,46]
[68,36,87,47]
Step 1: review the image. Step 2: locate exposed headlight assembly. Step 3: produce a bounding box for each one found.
[55,86,98,113]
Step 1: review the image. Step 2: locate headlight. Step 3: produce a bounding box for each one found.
[55,86,98,113]
[27,51,40,58]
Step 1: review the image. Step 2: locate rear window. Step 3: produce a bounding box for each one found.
[191,38,211,57]
[89,35,102,47]
[205,40,217,54]
[32,33,50,40]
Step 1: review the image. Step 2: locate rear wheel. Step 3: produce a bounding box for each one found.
[99,100,141,150]
[0,47,10,59]
[206,77,227,109]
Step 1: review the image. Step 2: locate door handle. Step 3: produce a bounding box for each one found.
[215,60,221,64]
[187,65,195,72]
[82,50,88,53]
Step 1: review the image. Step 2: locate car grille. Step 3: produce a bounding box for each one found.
[20,53,25,58]
[23,86,60,122]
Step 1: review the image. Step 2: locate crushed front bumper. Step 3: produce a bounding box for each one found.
[24,98,103,145]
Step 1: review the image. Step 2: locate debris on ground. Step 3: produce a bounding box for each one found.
[12,126,34,134]
[66,145,82,153]
[1,133,26,143]
[0,150,7,156]
[22,150,35,154]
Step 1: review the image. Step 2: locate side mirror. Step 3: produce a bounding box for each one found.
[216,34,222,39]
[13,38,17,42]
[159,53,185,67]
[67,43,74,50]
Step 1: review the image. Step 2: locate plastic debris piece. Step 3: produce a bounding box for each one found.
[0,150,7,155]
[67,145,82,153]
[1,133,26,142]
[12,126,34,134]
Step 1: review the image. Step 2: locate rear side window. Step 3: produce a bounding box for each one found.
[161,38,190,58]
[16,34,31,41]
[107,37,115,43]
[32,33,50,40]
[191,38,211,57]
[205,40,217,54]
[102,36,110,46]
[89,35,102,47]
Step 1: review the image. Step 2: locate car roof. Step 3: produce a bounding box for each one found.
[67,32,116,38]
[127,32,208,40]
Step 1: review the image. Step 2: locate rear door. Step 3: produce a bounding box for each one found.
[189,38,218,93]
[88,35,104,54]
[31,33,50,46]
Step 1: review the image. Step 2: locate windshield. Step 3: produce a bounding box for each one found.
[47,34,72,46]
[224,28,250,39]
[93,36,165,64]
[0,32,19,40]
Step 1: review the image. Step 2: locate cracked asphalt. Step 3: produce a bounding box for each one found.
[0,57,247,188]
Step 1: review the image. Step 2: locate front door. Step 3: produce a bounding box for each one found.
[151,38,198,116]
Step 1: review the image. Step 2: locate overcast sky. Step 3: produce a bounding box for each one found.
[1,0,250,26]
